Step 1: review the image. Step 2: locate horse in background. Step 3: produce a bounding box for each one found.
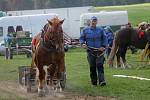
[108,23,150,68]
[31,17,65,97]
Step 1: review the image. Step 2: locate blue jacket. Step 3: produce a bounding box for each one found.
[80,26,107,48]
[105,31,114,46]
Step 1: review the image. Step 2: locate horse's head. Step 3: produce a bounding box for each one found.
[138,22,148,30]
[44,16,65,49]
[47,16,64,35]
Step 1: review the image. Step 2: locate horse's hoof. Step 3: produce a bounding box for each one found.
[55,87,62,93]
[59,87,62,92]
[57,87,63,93]
[45,87,49,95]
[125,65,130,69]
[38,90,46,97]
[116,65,121,68]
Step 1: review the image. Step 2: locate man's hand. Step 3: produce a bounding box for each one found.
[81,44,87,49]
[98,47,105,52]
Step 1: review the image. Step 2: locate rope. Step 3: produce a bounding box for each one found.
[86,46,105,57]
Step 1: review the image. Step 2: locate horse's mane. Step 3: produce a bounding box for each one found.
[49,16,60,25]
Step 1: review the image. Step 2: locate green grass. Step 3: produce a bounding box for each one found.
[0,48,149,100]
[66,48,150,100]
[0,3,150,99]
[95,3,150,26]
[0,55,31,81]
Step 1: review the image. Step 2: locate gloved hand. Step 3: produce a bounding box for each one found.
[81,44,87,49]
[98,47,105,52]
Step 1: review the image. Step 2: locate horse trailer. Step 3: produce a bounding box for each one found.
[80,11,128,32]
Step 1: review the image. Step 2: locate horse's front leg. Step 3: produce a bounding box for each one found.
[53,74,62,93]
[122,56,128,68]
[50,66,62,93]
[121,47,128,68]
[116,52,121,68]
[37,66,47,97]
[54,63,65,92]
[121,54,128,68]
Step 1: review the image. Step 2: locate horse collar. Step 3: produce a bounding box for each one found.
[40,38,63,53]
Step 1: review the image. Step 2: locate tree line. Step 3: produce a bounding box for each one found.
[0,0,149,11]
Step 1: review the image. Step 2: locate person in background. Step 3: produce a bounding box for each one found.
[104,26,114,58]
[80,16,107,86]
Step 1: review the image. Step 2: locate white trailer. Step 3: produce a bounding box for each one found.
[0,13,58,41]
[7,6,94,39]
[80,11,128,32]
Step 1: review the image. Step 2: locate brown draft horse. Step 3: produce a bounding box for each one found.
[108,23,150,68]
[31,17,65,97]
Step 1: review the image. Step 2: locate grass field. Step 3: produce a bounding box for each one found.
[0,3,150,100]
[95,3,150,26]
[0,48,149,100]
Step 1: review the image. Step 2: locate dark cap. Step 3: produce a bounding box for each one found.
[91,16,97,21]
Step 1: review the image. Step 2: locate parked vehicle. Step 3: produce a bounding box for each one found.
[0,40,5,56]
[80,11,128,32]
[0,11,6,17]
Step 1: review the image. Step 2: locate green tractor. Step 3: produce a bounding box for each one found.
[0,11,6,17]
[4,26,32,59]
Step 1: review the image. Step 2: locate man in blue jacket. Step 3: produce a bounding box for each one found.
[80,16,107,86]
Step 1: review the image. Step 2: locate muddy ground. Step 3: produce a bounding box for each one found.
[0,81,116,100]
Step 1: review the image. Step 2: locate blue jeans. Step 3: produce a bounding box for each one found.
[87,49,105,85]
[106,47,111,58]
[106,43,113,58]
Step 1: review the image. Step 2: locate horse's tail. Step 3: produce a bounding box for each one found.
[31,53,35,68]
[108,33,119,65]
[31,37,36,68]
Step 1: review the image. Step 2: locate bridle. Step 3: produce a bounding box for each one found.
[41,23,64,52]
